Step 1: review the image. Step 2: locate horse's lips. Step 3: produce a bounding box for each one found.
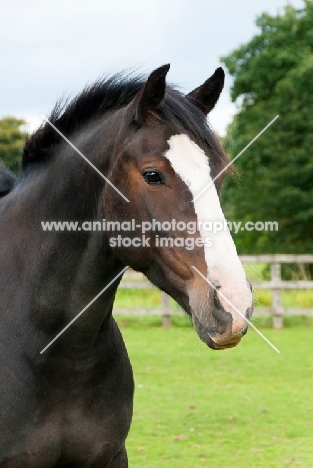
[208,340,240,350]
[201,333,241,350]
[190,310,243,351]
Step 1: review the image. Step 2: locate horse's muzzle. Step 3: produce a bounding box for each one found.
[191,287,253,350]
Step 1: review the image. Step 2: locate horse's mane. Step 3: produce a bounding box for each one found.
[22,72,229,179]
[0,165,17,197]
[22,74,143,168]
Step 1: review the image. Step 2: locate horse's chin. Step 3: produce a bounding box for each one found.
[204,339,240,351]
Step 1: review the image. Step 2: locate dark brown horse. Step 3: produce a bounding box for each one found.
[0,65,253,467]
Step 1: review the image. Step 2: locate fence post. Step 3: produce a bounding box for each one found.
[271,262,283,329]
[161,292,172,327]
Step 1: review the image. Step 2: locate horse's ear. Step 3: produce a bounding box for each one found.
[131,64,170,124]
[187,67,225,115]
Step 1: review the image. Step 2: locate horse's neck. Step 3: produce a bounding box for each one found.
[1,153,124,352]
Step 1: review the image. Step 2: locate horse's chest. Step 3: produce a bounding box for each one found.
[0,359,133,467]
[1,397,131,467]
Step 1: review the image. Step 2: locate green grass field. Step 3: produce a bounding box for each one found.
[117,319,313,467]
[113,263,313,466]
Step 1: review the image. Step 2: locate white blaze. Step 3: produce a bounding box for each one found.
[164,134,252,321]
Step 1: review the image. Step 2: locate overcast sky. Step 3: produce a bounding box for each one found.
[0,0,304,135]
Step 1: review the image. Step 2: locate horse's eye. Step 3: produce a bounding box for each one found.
[142,170,164,185]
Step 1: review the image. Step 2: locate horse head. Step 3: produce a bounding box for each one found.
[104,65,253,350]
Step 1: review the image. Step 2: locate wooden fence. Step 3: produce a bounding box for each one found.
[114,254,313,329]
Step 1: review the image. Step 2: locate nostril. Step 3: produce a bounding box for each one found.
[238,326,248,337]
[212,281,222,310]
[213,289,222,310]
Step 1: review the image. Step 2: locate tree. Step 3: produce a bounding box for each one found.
[0,117,26,173]
[221,0,313,254]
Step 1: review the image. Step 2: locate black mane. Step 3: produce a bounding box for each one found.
[22,72,229,178]
[23,74,144,168]
[0,165,17,196]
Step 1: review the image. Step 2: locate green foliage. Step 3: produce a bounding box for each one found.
[221,1,313,253]
[0,117,26,173]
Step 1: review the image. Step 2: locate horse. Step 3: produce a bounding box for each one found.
[0,64,253,467]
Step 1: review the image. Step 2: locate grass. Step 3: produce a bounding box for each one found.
[113,263,313,466]
[116,320,313,467]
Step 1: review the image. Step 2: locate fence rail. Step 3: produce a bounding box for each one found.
[114,255,313,328]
